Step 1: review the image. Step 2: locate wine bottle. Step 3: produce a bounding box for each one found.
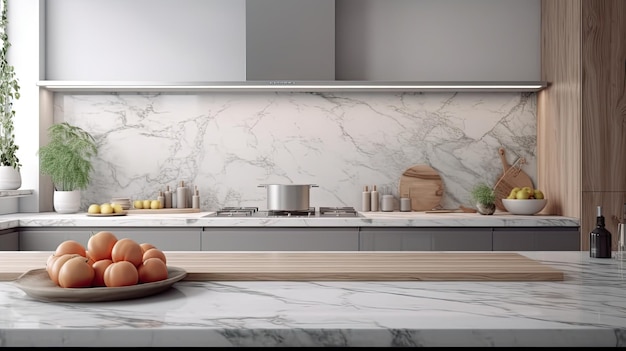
[590,206,612,258]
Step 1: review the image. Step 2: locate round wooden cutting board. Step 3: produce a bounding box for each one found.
[398,164,444,211]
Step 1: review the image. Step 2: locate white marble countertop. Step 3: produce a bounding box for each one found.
[0,251,623,347]
[0,211,579,229]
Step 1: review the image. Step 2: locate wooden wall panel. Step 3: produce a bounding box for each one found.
[540,0,626,249]
[538,0,581,218]
[581,0,626,192]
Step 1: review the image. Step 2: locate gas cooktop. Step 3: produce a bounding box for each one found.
[212,206,360,217]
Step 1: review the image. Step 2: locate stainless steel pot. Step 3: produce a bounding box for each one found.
[258,184,319,211]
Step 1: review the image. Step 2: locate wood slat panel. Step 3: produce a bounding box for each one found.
[538,0,582,219]
[0,251,564,282]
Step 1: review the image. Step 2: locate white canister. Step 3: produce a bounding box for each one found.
[381,195,395,212]
[400,197,411,212]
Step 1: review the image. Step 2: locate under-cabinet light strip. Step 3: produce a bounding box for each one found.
[37,81,548,92]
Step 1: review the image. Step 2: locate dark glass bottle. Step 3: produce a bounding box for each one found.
[590,206,612,258]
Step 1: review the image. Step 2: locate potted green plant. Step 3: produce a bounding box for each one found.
[0,0,22,190]
[37,122,98,213]
[470,183,496,215]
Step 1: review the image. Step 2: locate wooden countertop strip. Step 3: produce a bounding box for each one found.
[0,251,564,282]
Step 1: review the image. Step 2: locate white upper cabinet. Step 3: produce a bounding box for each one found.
[45,0,247,81]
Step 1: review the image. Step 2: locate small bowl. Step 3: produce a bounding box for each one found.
[502,199,547,215]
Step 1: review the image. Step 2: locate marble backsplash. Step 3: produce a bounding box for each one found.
[53,91,537,211]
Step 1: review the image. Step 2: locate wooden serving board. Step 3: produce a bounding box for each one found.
[493,148,534,211]
[398,164,444,211]
[126,208,200,214]
[0,252,563,282]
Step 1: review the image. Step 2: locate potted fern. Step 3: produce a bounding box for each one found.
[37,122,98,213]
[470,183,496,215]
[0,0,22,190]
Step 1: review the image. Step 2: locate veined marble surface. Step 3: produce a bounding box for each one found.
[55,91,538,212]
[0,211,579,228]
[0,251,624,347]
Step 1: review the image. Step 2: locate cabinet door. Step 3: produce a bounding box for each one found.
[430,228,492,251]
[492,227,581,251]
[19,227,201,251]
[359,228,431,251]
[0,229,19,251]
[19,229,92,251]
[359,228,492,251]
[202,228,359,251]
[105,228,201,251]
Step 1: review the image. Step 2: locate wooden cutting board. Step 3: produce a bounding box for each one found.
[398,164,444,211]
[493,148,534,211]
[126,208,201,214]
[0,251,563,281]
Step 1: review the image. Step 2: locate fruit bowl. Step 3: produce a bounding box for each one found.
[502,199,547,215]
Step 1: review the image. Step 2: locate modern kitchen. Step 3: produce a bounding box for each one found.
[0,0,624,347]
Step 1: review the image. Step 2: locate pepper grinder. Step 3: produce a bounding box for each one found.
[192,186,200,209]
[362,186,371,212]
[163,185,173,208]
[370,185,379,212]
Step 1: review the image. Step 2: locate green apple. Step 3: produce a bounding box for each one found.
[534,189,544,199]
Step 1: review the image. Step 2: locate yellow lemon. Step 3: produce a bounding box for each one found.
[87,204,101,214]
[100,204,114,214]
[112,203,124,213]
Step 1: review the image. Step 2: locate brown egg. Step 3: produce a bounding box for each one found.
[103,260,138,287]
[87,231,118,261]
[49,253,81,286]
[138,257,169,283]
[142,248,167,264]
[111,238,143,267]
[54,240,87,257]
[139,242,157,253]
[58,256,95,288]
[91,259,113,287]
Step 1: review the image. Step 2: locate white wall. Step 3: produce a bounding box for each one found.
[8,0,43,212]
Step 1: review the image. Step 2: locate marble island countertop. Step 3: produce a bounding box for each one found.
[0,211,579,229]
[0,251,623,347]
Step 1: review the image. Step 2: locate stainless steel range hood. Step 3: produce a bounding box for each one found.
[36,80,548,93]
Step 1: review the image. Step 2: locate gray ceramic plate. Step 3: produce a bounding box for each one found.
[14,266,187,302]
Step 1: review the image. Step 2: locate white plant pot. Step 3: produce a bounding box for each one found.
[0,166,22,190]
[53,190,81,214]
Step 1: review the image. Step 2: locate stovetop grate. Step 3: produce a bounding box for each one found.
[213,206,359,217]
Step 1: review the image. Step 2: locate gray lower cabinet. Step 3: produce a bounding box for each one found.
[0,229,19,251]
[492,227,581,251]
[201,227,360,251]
[359,227,493,251]
[19,227,202,251]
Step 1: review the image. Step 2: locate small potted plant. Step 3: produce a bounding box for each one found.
[0,0,22,190]
[470,183,496,215]
[37,122,98,213]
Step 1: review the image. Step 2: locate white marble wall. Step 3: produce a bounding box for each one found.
[53,92,537,211]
